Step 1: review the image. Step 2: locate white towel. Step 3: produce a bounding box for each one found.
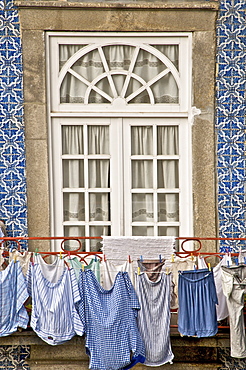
[102,236,176,269]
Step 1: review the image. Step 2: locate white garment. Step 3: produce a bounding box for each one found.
[9,251,31,276]
[213,255,231,321]
[221,265,246,358]
[0,250,4,271]
[101,259,134,289]
[238,247,246,264]
[197,256,208,269]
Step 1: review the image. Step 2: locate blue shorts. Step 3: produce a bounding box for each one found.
[178,268,218,337]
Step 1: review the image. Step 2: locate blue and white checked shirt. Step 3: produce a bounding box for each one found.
[0,260,29,336]
[77,269,145,370]
[26,254,84,345]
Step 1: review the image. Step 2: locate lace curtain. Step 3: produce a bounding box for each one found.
[131,125,179,237]
[62,124,179,242]
[59,44,179,104]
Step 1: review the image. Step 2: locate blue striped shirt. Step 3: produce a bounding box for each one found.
[135,272,174,366]
[77,269,145,370]
[26,255,84,345]
[0,260,29,336]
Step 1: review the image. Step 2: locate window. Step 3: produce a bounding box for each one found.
[47,33,192,251]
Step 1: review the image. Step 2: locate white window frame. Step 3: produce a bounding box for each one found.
[46,32,193,250]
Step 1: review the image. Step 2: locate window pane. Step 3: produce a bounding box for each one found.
[151,75,178,104]
[63,193,85,221]
[88,85,111,104]
[132,193,153,221]
[132,226,154,236]
[63,160,84,188]
[150,45,179,70]
[62,126,84,154]
[103,45,135,71]
[71,48,103,79]
[132,161,153,188]
[59,44,86,70]
[89,193,110,221]
[131,126,153,155]
[89,226,110,251]
[157,160,179,188]
[88,126,109,154]
[158,226,179,237]
[63,226,85,251]
[157,126,179,155]
[158,193,179,222]
[128,90,151,104]
[88,160,110,188]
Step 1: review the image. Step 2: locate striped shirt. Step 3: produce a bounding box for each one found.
[0,260,29,336]
[26,254,84,345]
[77,269,145,370]
[135,271,174,366]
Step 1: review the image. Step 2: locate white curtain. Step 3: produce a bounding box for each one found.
[62,125,110,250]
[131,126,179,236]
[59,44,179,104]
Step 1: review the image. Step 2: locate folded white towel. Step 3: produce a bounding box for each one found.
[102,236,176,267]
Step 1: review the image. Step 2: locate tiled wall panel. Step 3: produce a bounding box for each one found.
[216,0,246,252]
[0,0,27,238]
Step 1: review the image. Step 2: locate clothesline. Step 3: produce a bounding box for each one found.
[1,237,245,362]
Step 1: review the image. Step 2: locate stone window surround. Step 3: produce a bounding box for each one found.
[15,0,219,253]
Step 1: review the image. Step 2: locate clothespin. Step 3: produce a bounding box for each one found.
[208,263,211,271]
[35,248,38,256]
[171,254,175,263]
[235,257,239,266]
[128,255,131,263]
[59,251,63,259]
[137,267,141,275]
[103,254,106,262]
[82,263,85,272]
[159,254,162,263]
[191,253,194,262]
[95,255,97,262]
[68,251,71,259]
[165,267,169,275]
[227,260,230,268]
[140,255,143,262]
[13,254,17,263]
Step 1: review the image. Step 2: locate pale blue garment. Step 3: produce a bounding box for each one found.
[178,269,218,338]
[135,271,174,366]
[26,254,84,345]
[68,256,100,282]
[0,260,29,336]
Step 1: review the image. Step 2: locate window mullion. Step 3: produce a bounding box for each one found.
[153,124,158,234]
[83,124,90,251]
